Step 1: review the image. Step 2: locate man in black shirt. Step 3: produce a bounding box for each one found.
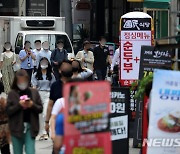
[45,60,72,133]
[93,36,112,80]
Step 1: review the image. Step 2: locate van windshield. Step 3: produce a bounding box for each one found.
[25,34,72,53]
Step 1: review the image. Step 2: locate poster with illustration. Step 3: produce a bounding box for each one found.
[64,81,112,154]
[147,69,180,154]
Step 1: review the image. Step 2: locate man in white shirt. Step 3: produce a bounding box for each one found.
[110,48,120,86]
[36,41,52,67]
[33,40,42,71]
[111,48,120,71]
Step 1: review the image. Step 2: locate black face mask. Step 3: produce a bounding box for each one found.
[61,70,73,78]
[72,67,79,72]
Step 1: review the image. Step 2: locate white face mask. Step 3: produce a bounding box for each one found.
[17,83,28,91]
[5,48,11,51]
[100,43,106,47]
[43,47,49,50]
[41,65,48,69]
[36,46,41,50]
[59,47,63,50]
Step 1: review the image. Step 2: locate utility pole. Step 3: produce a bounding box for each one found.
[60,0,73,41]
[19,0,26,16]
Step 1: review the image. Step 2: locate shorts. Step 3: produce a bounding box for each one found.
[55,114,64,136]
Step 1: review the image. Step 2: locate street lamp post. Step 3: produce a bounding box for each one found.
[60,0,73,41]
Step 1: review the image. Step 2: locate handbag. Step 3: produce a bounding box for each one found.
[12,63,21,72]
[12,53,21,72]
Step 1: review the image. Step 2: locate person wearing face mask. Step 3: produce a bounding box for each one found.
[51,40,68,80]
[76,41,94,80]
[45,60,72,154]
[6,69,43,154]
[72,60,93,79]
[93,36,112,80]
[31,57,55,140]
[33,40,42,72]
[0,42,16,93]
[36,41,52,67]
[19,41,36,81]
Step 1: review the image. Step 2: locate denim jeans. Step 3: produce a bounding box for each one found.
[11,123,35,154]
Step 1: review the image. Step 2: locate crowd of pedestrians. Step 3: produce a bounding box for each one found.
[0,36,117,154]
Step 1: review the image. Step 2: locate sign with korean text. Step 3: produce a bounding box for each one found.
[120,12,153,86]
[147,70,180,154]
[110,88,129,154]
[64,81,112,154]
[26,0,47,16]
[133,46,172,148]
[139,45,172,79]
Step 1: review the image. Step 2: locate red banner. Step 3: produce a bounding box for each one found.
[64,81,112,154]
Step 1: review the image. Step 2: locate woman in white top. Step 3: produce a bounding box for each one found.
[72,60,93,79]
[0,42,16,93]
[31,57,55,140]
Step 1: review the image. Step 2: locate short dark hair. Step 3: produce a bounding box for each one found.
[57,40,64,44]
[58,60,72,69]
[72,60,83,73]
[42,41,49,45]
[24,41,31,45]
[83,40,90,48]
[34,40,41,44]
[11,70,29,90]
[99,36,106,41]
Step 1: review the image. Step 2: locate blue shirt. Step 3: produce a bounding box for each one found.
[19,50,35,69]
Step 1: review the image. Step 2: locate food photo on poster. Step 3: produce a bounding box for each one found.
[147,69,180,154]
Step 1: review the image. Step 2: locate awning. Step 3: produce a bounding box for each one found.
[144,0,171,9]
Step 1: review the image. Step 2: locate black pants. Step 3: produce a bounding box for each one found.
[1,144,10,154]
[87,75,93,81]
[53,67,60,80]
[23,69,33,81]
[95,68,107,80]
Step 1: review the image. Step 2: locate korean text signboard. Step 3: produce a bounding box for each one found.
[133,45,172,148]
[110,88,129,154]
[26,0,47,16]
[119,12,153,86]
[147,70,180,154]
[64,82,112,154]
[139,45,172,79]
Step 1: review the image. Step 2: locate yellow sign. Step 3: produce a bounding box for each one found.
[127,0,144,2]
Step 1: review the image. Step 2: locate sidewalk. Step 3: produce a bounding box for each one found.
[10,137,140,154]
[35,138,140,154]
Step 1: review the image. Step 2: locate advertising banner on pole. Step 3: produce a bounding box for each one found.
[139,45,172,79]
[64,81,112,154]
[147,69,180,154]
[110,88,129,154]
[26,0,47,16]
[119,12,153,86]
[133,45,172,148]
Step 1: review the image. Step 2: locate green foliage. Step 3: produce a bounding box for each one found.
[131,73,153,99]
[77,25,89,41]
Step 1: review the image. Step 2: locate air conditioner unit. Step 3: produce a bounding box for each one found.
[20,19,55,29]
